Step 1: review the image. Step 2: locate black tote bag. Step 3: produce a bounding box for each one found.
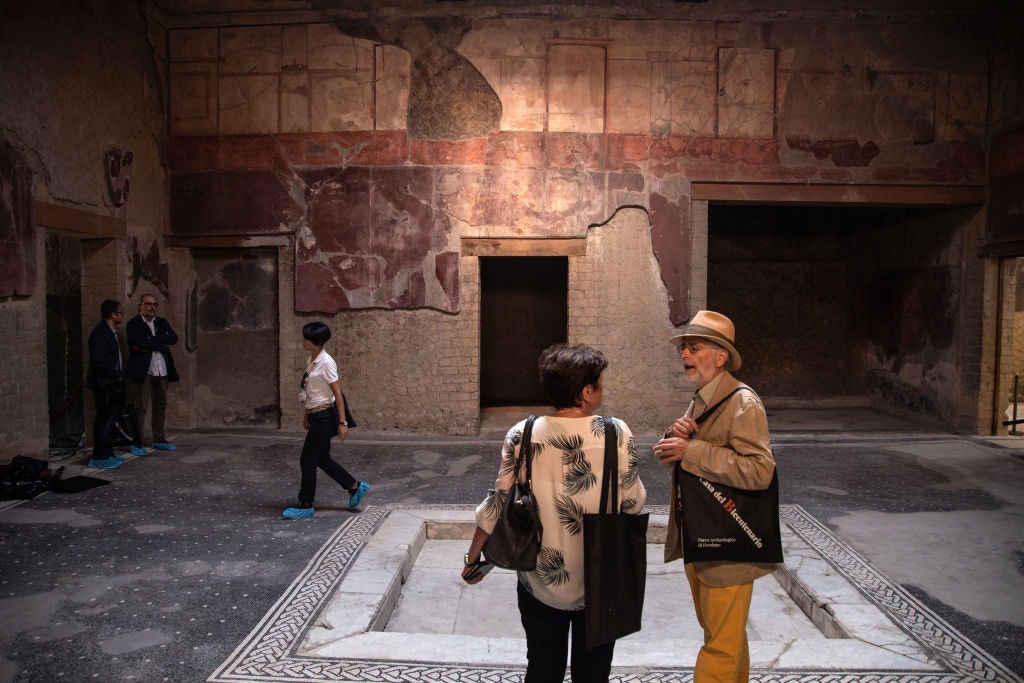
[677,387,782,564]
[678,468,782,564]
[583,418,649,650]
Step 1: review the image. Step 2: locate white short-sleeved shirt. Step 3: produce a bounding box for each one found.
[301,351,338,410]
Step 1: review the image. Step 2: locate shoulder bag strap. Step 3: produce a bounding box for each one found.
[694,385,748,426]
[520,415,537,487]
[600,417,619,514]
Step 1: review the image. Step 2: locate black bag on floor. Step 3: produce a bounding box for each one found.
[1,456,55,500]
[583,418,649,650]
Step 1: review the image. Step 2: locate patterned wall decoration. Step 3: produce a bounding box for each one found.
[130,237,170,299]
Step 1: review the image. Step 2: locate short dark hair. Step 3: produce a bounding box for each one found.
[100,299,121,320]
[538,343,608,409]
[302,321,332,346]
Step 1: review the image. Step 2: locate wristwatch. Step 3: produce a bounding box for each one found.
[464,553,474,566]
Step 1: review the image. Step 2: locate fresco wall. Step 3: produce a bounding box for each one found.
[0,2,1015,454]
[167,14,991,431]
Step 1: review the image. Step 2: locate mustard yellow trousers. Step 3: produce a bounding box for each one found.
[685,564,754,683]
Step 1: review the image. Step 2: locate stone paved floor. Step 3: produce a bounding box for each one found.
[0,407,1021,682]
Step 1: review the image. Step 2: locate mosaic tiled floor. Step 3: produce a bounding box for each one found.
[208,505,1020,683]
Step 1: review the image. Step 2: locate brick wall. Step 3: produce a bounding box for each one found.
[0,232,48,461]
[569,208,682,433]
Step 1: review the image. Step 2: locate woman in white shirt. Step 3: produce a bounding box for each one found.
[462,343,647,682]
[283,322,370,519]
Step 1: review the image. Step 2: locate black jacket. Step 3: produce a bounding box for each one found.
[86,320,123,391]
[125,314,179,383]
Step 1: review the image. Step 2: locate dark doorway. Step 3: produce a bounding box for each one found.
[480,256,568,406]
[708,204,962,409]
[45,234,84,449]
[193,248,280,427]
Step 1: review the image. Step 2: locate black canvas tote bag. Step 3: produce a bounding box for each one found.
[678,388,782,564]
[678,468,782,563]
[583,418,649,650]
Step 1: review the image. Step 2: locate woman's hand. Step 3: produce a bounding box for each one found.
[462,527,491,584]
[302,415,309,431]
[462,563,483,584]
[338,424,349,441]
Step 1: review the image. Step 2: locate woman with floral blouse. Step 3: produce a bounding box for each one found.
[462,343,647,683]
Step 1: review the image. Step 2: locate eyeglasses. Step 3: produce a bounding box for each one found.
[142,301,158,307]
[678,342,712,355]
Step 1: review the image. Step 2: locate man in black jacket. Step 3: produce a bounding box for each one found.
[125,293,179,453]
[86,299,125,469]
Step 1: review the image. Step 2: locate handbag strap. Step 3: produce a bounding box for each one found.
[693,385,748,426]
[599,417,619,514]
[518,415,538,487]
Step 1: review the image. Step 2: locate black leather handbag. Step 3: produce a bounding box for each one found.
[483,416,542,570]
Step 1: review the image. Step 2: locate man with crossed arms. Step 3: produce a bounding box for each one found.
[126,293,179,453]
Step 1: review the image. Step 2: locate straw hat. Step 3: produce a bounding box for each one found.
[668,310,742,371]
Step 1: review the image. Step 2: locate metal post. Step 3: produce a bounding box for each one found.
[1013,376,1021,436]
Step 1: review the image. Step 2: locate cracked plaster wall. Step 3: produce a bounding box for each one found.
[164,13,994,432]
[169,16,989,322]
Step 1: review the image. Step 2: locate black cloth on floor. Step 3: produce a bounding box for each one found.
[49,475,111,494]
[2,455,110,499]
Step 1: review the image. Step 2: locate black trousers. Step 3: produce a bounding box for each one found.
[297,404,356,506]
[517,581,615,683]
[90,387,116,459]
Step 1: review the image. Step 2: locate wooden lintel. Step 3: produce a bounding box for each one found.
[35,200,126,239]
[978,238,1024,258]
[461,238,586,257]
[691,182,986,207]
[164,234,293,249]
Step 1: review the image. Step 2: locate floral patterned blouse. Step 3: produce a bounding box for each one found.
[475,415,647,611]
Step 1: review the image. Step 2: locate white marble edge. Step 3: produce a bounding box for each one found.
[299,505,935,670]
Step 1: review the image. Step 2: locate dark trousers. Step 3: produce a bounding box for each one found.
[91,388,116,460]
[127,375,169,444]
[297,404,356,506]
[517,581,615,683]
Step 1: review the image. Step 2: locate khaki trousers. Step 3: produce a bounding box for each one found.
[685,563,753,683]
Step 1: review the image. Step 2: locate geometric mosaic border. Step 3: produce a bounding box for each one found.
[208,504,1022,683]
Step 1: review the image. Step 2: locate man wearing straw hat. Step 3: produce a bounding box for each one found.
[653,310,778,683]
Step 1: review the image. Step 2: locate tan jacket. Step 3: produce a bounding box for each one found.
[665,371,778,586]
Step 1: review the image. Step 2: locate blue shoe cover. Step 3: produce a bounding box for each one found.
[283,507,314,519]
[88,458,121,469]
[349,482,370,510]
